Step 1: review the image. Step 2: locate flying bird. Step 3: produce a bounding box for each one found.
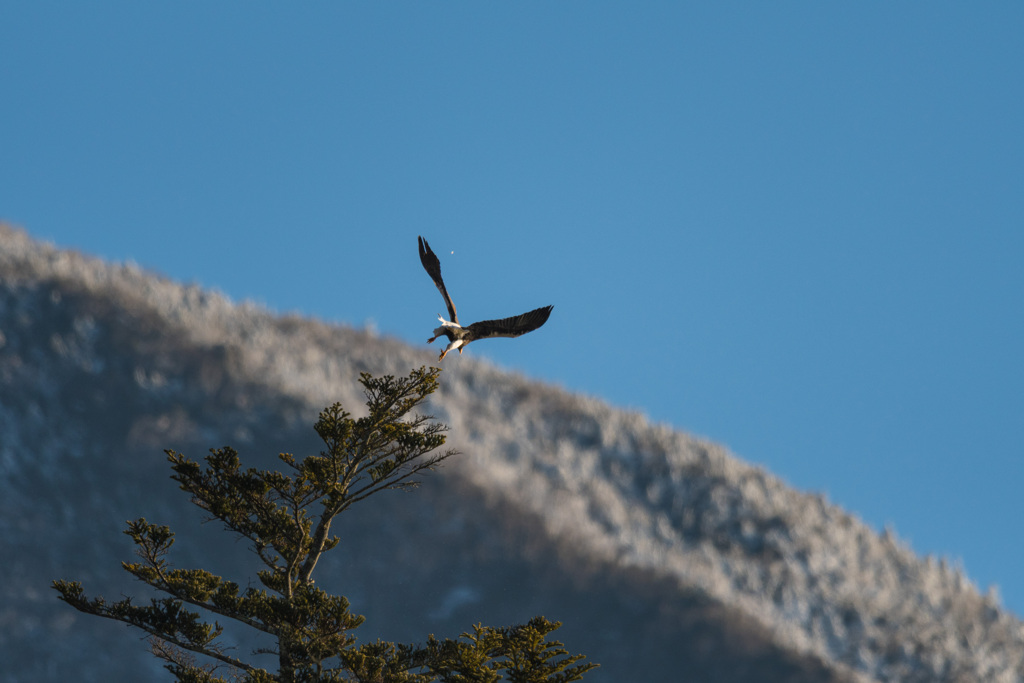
[418,236,553,361]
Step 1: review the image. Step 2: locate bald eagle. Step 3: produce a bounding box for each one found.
[419,236,553,361]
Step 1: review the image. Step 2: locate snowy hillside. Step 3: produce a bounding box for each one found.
[1,224,1021,682]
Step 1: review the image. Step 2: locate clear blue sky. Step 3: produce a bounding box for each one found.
[4,3,1023,614]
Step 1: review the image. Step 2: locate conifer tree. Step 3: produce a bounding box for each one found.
[54,367,596,682]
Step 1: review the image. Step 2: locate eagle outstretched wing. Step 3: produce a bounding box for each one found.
[418,236,458,324]
[466,305,554,341]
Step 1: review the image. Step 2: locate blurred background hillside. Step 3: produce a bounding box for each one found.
[2,226,1023,681]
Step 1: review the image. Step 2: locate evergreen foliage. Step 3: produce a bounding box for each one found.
[54,367,596,683]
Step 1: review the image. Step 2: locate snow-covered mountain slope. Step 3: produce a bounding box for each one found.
[2,224,1021,682]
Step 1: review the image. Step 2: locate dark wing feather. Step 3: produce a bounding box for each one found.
[418,236,458,323]
[466,305,553,341]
